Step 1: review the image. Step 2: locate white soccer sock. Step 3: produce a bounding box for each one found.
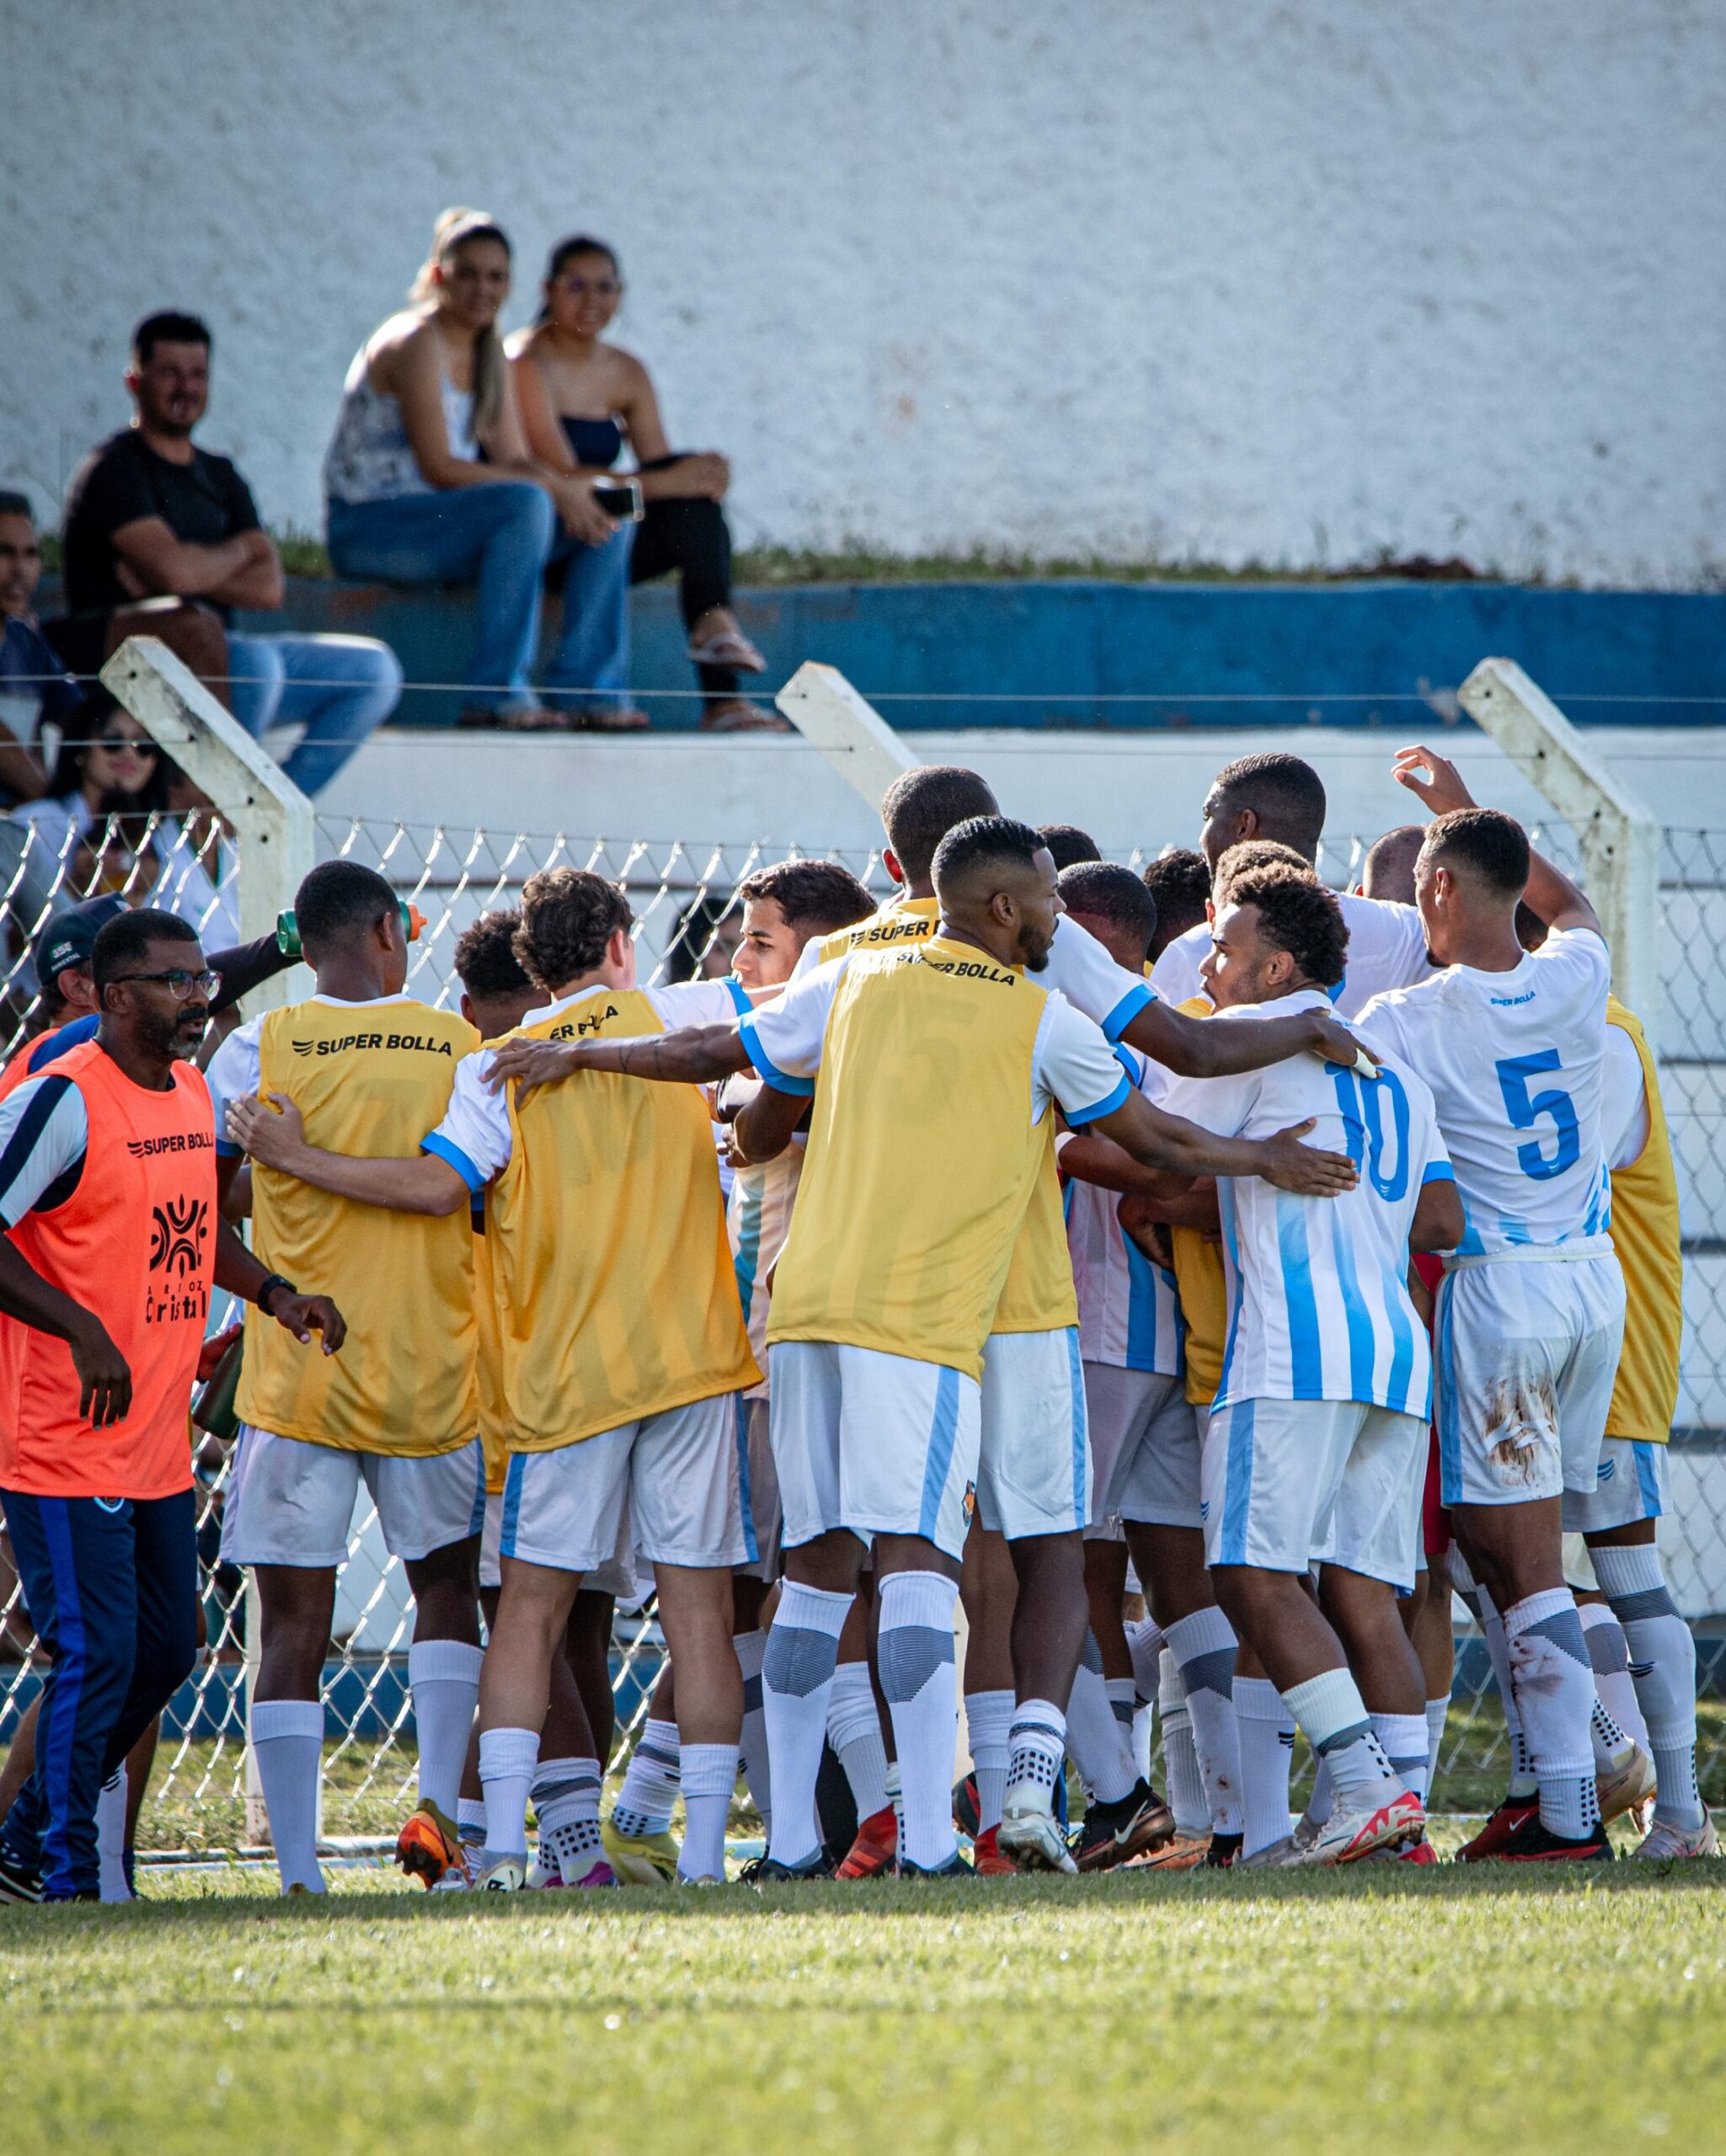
[96,1768,131,1903]
[878,1571,960,1870]
[1591,1545,1703,1829]
[409,1637,484,1820]
[761,1582,852,1865]
[677,1742,740,1881]
[1131,1701,1155,1786]
[532,1754,603,1882]
[1476,1588,1538,1799]
[1371,1711,1432,1806]
[1065,1636,1138,1803]
[1006,1697,1067,1820]
[612,1716,682,1838]
[1232,1676,1296,1855]
[252,1698,327,1893]
[478,1724,540,1860]
[1590,1693,1635,1769]
[965,1687,1014,1835]
[1505,1589,1599,1841]
[1105,1675,1138,1738]
[1281,1668,1401,1812]
[886,1758,904,1864]
[1166,1607,1243,1835]
[735,1630,773,1835]
[457,1796,486,1860]
[1157,1652,1208,1838]
[1306,1757,1334,1829]
[1125,1615,1166,1705]
[827,1660,890,1822]
[1579,1603,1651,1755]
[1425,1698,1450,1794]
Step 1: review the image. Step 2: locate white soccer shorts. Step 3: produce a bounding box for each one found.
[1082,1360,1202,1538]
[500,1392,748,1573]
[222,1426,486,1567]
[1560,1435,1671,1535]
[975,1326,1091,1540]
[735,1394,783,1582]
[479,1487,639,1596]
[767,1339,981,1561]
[1435,1254,1626,1508]
[1202,1396,1426,1590]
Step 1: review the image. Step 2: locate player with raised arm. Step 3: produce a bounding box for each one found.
[486,819,1360,1879]
[1152,753,1433,1017]
[208,862,486,1895]
[1354,748,1629,1862]
[1154,867,1461,1864]
[229,868,758,1888]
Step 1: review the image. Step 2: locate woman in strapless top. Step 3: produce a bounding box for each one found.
[510,234,783,732]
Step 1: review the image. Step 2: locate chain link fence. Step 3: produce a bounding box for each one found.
[0,806,1722,1841]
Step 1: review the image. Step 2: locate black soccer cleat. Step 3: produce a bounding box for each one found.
[953,1773,981,1839]
[1498,1814,1615,1864]
[896,1851,974,1879]
[0,1852,44,1904]
[1204,1832,1243,1869]
[1072,1780,1176,1872]
[741,1850,835,1886]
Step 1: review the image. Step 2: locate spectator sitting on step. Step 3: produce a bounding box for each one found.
[0,491,58,808]
[10,687,238,947]
[324,208,623,734]
[510,232,783,733]
[59,312,401,795]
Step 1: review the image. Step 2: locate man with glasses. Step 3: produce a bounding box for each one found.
[0,908,342,1903]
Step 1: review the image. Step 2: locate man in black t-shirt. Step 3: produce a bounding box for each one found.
[61,313,401,797]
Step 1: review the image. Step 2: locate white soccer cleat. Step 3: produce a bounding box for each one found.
[998,1785,1078,1875]
[1596,1742,1658,1827]
[474,1854,526,1892]
[1237,1835,1296,1869]
[1280,1788,1425,1867]
[1631,1812,1719,1860]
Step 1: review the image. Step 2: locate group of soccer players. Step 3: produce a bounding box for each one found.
[0,735,1707,1899]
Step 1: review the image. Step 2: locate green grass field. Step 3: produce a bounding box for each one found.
[5,1860,1724,2156]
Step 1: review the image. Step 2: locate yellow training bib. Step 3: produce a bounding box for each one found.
[1166,994,1229,1408]
[1604,995,1681,1444]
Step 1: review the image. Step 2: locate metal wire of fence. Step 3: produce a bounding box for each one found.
[0,807,1722,1836]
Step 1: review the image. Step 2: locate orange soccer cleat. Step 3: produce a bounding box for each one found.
[396,1799,470,1889]
[836,1805,899,1880]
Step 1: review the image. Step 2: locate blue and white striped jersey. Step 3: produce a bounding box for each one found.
[1062,1046,1184,1377]
[1162,990,1451,1415]
[1354,926,1613,1261]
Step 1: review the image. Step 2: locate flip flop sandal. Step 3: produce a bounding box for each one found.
[699,701,792,733]
[687,629,767,673]
[457,705,566,732]
[564,705,653,732]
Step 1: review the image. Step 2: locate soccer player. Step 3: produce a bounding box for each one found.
[1140,849,1211,964]
[209,861,486,1894]
[1159,866,1461,1864]
[489,819,1360,1880]
[0,909,340,1903]
[1152,752,1432,1017]
[228,867,760,1888]
[1355,747,1628,1861]
[1056,861,1243,1867]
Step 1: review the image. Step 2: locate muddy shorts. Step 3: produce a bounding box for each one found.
[1433,1254,1626,1509]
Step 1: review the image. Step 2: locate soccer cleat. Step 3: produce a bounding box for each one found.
[1596,1742,1658,1827]
[1237,1835,1295,1869]
[396,1799,469,1891]
[970,1825,1016,1876]
[1282,1788,1425,1867]
[0,1853,44,1904]
[998,1787,1080,1875]
[1454,1796,1537,1863]
[474,1854,527,1892]
[601,1817,681,1886]
[1631,1812,1719,1860]
[836,1805,899,1880]
[953,1774,981,1839]
[1205,1832,1243,1869]
[1361,1833,1439,1865]
[1071,1780,1175,1872]
[1498,1814,1614,1863]
[896,1851,972,1879]
[1291,1809,1323,1853]
[1125,1831,1210,1871]
[741,1850,835,1886]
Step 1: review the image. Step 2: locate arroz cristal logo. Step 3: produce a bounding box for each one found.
[146,1194,210,1326]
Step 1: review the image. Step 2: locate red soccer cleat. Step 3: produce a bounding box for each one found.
[836,1805,898,1880]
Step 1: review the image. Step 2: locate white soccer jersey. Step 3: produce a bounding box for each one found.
[1161,989,1451,1415]
[1062,1046,1184,1377]
[1152,892,1429,1021]
[729,1135,806,1399]
[1354,926,1613,1260]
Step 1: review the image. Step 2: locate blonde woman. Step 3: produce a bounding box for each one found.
[323,211,622,730]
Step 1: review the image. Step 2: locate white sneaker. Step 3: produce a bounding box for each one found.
[1281,1788,1424,1867]
[998,1785,1078,1875]
[1632,1812,1719,1860]
[474,1853,526,1892]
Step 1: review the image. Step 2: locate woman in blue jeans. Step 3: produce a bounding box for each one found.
[323,209,627,730]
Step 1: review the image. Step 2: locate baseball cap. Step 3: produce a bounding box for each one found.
[32,895,129,988]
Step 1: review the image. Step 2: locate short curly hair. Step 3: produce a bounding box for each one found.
[1222,866,1349,990]
[1212,839,1312,903]
[515,868,633,991]
[738,859,875,939]
[453,908,531,1000]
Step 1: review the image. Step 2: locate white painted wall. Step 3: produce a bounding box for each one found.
[7,1,1723,584]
